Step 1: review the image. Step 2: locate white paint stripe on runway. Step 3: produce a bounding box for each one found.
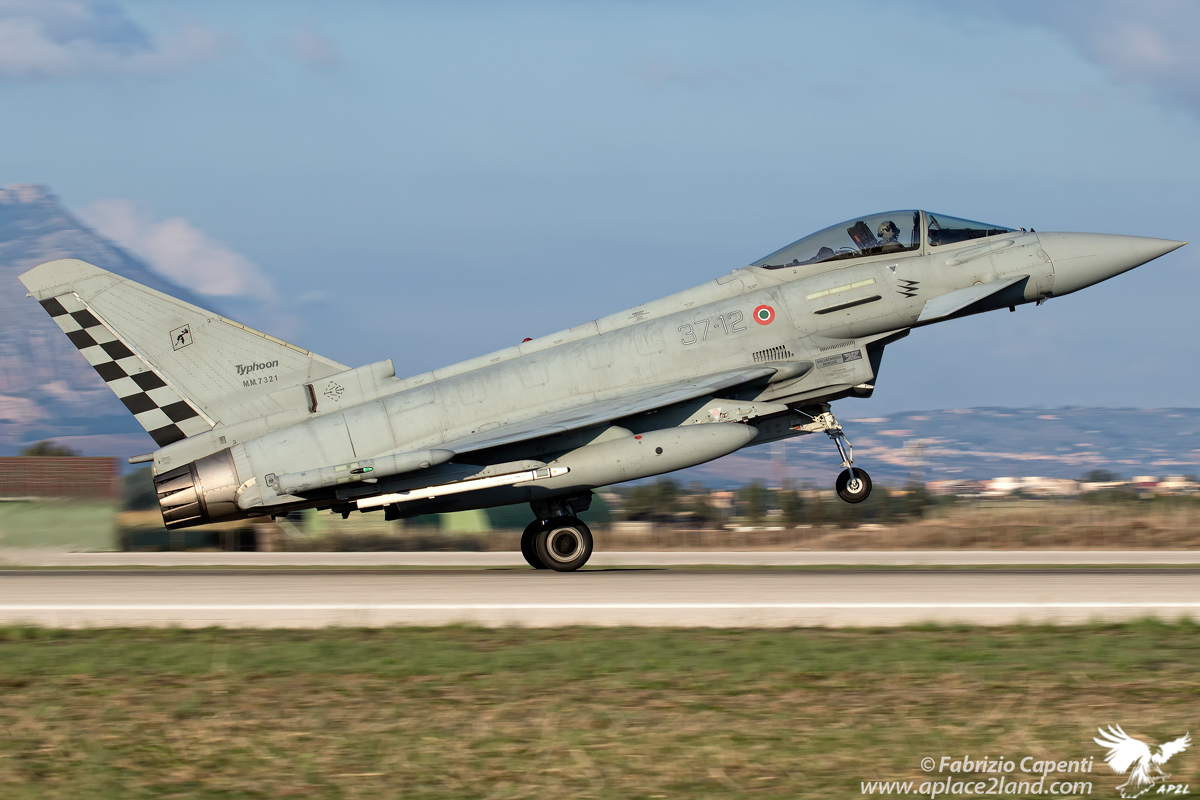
[1,603,1198,611]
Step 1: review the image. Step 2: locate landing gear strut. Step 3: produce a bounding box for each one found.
[521,516,593,572]
[794,405,873,504]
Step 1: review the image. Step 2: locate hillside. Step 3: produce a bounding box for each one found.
[689,406,1200,488]
[0,184,207,456]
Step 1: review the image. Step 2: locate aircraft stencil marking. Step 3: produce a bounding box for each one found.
[817,351,863,369]
[171,325,192,351]
[19,209,1186,570]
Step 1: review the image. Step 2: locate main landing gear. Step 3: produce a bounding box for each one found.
[521,516,594,572]
[794,405,873,504]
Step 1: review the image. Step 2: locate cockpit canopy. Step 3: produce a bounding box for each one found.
[753,210,1017,269]
[925,212,1016,247]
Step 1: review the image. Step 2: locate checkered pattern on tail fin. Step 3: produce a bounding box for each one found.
[38,292,213,447]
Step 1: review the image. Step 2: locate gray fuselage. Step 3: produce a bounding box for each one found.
[147,216,1180,522]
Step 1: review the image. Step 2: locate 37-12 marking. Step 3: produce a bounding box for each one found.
[678,310,746,346]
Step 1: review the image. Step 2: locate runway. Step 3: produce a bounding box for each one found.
[1,568,1197,627]
[3,549,1200,567]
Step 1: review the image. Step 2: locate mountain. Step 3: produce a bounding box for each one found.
[0,184,209,456]
[686,406,1200,488]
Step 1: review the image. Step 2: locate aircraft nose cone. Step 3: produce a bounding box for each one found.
[1038,232,1186,296]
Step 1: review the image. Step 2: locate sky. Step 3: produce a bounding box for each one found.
[2,0,1199,415]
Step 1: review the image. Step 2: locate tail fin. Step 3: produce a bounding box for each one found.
[20,259,347,446]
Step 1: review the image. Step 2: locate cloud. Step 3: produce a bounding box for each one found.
[932,0,1200,115]
[284,24,340,69]
[77,199,274,299]
[0,0,233,79]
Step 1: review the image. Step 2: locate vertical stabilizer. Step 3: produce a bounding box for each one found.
[20,259,347,445]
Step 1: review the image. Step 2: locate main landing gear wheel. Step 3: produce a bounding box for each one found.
[836,468,872,503]
[535,516,594,572]
[521,520,549,569]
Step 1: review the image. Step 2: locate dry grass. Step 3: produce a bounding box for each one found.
[117,498,1200,553]
[1,624,1198,798]
[583,500,1200,550]
[803,500,1200,550]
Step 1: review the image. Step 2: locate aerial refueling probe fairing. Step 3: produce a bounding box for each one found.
[21,210,1184,570]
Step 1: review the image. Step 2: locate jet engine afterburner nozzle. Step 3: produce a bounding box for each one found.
[153,448,243,530]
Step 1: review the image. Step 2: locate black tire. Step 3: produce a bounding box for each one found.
[521,520,549,569]
[535,517,594,572]
[836,468,872,503]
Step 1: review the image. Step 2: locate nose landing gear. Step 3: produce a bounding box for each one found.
[793,405,873,504]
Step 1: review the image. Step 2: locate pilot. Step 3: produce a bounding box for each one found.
[877,220,903,251]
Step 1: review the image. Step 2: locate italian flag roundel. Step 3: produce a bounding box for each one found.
[753,304,775,325]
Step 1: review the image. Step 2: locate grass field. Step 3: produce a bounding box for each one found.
[2,623,1197,798]
[0,502,116,550]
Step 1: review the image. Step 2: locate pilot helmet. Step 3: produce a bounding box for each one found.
[877,220,900,240]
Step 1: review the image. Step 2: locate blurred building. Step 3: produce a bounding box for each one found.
[0,456,120,550]
[709,491,736,511]
[926,479,986,497]
[981,476,1080,497]
[0,456,119,501]
[1114,476,1200,496]
[1156,476,1199,494]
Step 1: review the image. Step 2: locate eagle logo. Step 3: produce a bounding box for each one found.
[1094,725,1191,798]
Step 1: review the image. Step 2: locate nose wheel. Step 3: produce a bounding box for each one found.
[836,468,872,503]
[794,405,873,504]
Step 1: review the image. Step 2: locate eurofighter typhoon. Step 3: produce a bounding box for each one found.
[21,211,1184,570]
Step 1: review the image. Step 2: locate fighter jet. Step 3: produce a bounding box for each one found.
[20,210,1184,570]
